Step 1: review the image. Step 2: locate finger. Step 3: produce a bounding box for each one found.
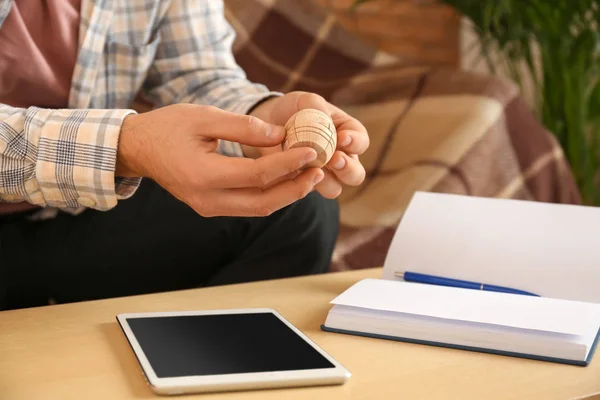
[263,169,303,189]
[193,168,325,217]
[247,167,325,216]
[332,115,369,155]
[200,147,318,189]
[326,151,366,186]
[314,169,343,199]
[196,106,287,147]
[289,93,369,155]
[336,128,370,155]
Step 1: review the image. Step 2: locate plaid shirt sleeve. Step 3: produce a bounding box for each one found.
[0,104,139,210]
[0,0,279,212]
[142,0,281,158]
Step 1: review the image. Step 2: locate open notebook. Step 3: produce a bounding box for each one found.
[322,192,600,366]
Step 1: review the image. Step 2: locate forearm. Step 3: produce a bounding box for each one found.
[0,104,140,210]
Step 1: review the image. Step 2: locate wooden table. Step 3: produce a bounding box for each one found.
[1,268,599,400]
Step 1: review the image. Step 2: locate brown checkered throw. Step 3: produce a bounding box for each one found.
[224,0,581,271]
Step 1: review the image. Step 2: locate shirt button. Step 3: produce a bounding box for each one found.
[77,197,96,207]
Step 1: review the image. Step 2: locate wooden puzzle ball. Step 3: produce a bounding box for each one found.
[283,109,337,168]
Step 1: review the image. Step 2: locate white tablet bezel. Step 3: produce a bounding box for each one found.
[116,308,351,395]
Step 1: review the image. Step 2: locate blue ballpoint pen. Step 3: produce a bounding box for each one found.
[394,271,540,297]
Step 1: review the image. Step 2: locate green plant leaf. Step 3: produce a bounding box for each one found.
[589,80,600,117]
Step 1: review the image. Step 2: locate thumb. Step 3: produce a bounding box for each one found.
[199,107,286,147]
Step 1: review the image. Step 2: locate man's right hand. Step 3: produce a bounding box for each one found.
[116,104,324,217]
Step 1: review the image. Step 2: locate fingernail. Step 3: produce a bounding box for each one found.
[313,172,324,186]
[341,135,352,147]
[305,150,317,164]
[332,157,346,170]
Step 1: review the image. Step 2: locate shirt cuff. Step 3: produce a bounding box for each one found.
[31,107,140,211]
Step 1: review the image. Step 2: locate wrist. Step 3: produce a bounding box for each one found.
[116,114,146,178]
[248,95,279,121]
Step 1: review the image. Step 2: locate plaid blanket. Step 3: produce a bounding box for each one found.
[224,0,581,271]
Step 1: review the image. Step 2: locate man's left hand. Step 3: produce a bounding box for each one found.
[247,91,369,199]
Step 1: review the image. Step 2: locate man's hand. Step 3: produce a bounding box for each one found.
[248,92,369,199]
[116,104,324,217]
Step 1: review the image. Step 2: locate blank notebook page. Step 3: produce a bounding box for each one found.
[381,192,600,303]
[330,279,600,336]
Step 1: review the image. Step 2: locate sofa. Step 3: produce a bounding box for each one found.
[223,0,581,272]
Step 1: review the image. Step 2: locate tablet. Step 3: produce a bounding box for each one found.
[116,308,351,395]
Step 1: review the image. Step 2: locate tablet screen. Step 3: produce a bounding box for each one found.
[125,312,336,378]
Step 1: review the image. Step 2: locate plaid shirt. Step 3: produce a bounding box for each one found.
[0,0,276,214]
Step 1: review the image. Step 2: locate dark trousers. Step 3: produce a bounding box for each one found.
[0,179,339,310]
